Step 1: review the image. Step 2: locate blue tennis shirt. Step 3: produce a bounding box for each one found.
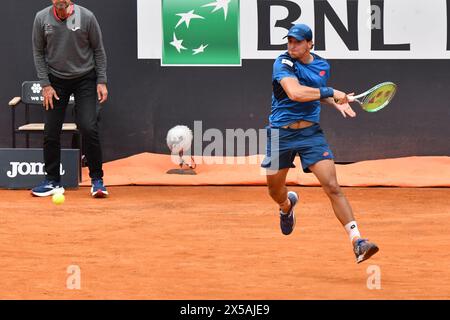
[269,52,331,127]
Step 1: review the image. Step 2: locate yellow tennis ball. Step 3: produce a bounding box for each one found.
[52,193,65,205]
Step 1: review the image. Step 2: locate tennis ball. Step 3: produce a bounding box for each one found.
[52,193,65,205]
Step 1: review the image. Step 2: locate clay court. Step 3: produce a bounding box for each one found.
[2,0,450,306]
[1,186,449,299]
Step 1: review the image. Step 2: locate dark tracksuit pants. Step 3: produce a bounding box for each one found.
[44,69,103,182]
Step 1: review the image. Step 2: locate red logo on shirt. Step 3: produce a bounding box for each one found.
[319,70,326,76]
[323,152,330,157]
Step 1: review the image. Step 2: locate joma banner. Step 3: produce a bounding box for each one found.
[0,149,80,189]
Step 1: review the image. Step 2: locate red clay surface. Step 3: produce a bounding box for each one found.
[1,186,449,299]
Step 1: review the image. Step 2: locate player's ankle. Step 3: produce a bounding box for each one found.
[351,236,361,245]
[280,199,291,215]
[345,221,361,243]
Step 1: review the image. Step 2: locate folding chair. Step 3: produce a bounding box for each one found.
[8,81,82,181]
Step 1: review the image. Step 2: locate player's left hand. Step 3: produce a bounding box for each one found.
[97,84,108,104]
[335,102,356,118]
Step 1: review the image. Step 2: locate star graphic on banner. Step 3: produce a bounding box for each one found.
[192,44,209,55]
[170,33,187,53]
[202,0,231,20]
[175,10,205,28]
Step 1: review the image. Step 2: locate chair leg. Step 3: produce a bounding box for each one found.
[11,108,16,148]
[25,104,30,148]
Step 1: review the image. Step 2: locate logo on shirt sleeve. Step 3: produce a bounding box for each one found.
[281,59,294,67]
[44,24,53,35]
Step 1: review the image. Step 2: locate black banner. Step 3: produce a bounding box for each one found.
[0,300,446,318]
[0,148,79,189]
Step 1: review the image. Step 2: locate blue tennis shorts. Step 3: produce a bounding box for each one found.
[261,123,334,173]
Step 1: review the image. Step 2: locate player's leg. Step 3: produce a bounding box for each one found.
[266,168,290,212]
[265,164,299,236]
[73,70,107,198]
[308,159,379,263]
[262,126,299,235]
[308,159,354,226]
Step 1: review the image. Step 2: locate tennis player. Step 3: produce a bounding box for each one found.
[262,24,379,263]
[31,0,108,198]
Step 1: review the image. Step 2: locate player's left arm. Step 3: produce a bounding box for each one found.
[320,62,355,118]
[321,97,356,118]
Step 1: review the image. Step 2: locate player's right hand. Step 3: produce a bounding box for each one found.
[333,89,353,105]
[42,85,60,110]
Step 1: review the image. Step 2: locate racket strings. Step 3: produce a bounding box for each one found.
[361,83,397,112]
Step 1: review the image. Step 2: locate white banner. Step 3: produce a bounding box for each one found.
[138,0,450,59]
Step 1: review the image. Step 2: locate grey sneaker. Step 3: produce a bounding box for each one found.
[354,238,379,263]
[279,191,298,235]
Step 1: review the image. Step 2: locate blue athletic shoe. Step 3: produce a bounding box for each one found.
[279,191,298,235]
[354,238,379,263]
[31,180,65,197]
[91,178,109,198]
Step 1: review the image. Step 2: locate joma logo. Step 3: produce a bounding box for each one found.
[7,162,65,178]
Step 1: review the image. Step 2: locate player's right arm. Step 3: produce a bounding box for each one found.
[273,57,349,104]
[280,78,349,104]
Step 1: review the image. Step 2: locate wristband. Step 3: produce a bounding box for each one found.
[319,87,334,99]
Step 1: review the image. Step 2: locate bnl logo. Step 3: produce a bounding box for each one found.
[257,0,411,51]
[161,0,450,65]
[162,0,240,66]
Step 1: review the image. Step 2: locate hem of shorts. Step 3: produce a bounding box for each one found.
[261,163,296,171]
[302,156,334,173]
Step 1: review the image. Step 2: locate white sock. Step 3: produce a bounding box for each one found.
[280,198,291,215]
[344,221,361,243]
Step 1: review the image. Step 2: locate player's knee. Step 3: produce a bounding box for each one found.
[323,180,342,197]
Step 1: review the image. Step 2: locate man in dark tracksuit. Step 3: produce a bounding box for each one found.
[32,0,108,198]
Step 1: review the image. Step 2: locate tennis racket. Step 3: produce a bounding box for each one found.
[348,82,397,112]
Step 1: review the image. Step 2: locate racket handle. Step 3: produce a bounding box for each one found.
[347,95,356,103]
